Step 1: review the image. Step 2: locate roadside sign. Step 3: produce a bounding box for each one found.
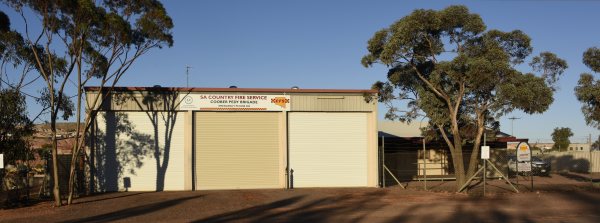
[518,162,531,172]
[481,146,490,159]
[516,142,531,162]
[0,153,3,169]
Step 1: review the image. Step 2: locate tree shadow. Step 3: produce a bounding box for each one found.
[193,190,389,223]
[91,111,152,192]
[59,194,203,223]
[553,155,591,173]
[72,192,149,205]
[125,89,182,191]
[89,88,192,192]
[383,196,534,223]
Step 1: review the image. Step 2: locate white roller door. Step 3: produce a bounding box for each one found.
[289,112,368,187]
[195,112,280,190]
[94,111,185,191]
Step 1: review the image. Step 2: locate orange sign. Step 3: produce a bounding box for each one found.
[516,142,531,162]
[271,97,290,108]
[519,144,528,151]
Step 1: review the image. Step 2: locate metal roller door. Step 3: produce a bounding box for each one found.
[195,112,280,190]
[289,112,368,187]
[94,111,185,191]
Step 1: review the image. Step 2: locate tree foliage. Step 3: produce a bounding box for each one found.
[1,0,174,206]
[362,5,566,188]
[551,127,573,151]
[0,89,34,163]
[575,47,600,128]
[591,135,600,151]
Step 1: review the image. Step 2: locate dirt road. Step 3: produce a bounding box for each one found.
[1,185,599,223]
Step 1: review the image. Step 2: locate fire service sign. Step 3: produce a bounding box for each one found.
[179,94,290,111]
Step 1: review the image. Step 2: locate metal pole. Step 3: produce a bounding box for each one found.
[509,117,520,137]
[483,130,487,195]
[530,147,533,191]
[382,135,385,188]
[487,159,519,193]
[423,138,427,190]
[483,159,486,196]
[185,65,192,88]
[516,148,519,185]
[458,166,484,192]
[384,165,405,189]
[589,134,593,182]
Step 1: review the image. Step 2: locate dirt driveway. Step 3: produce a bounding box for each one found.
[1,178,599,222]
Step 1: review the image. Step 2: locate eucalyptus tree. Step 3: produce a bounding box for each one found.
[575,47,600,128]
[0,89,34,164]
[362,5,567,189]
[551,127,573,151]
[1,0,174,206]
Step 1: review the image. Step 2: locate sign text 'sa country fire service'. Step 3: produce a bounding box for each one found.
[179,94,290,111]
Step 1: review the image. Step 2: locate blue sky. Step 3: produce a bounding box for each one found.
[3,0,600,143]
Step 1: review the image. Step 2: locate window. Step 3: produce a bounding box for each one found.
[570,147,573,150]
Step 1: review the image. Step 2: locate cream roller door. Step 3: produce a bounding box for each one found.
[94,111,185,191]
[195,112,280,190]
[289,112,368,187]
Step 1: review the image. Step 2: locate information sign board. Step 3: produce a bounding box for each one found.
[179,94,290,111]
[518,162,531,172]
[516,142,531,162]
[481,146,490,159]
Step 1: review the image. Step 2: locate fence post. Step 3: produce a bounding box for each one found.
[382,135,385,188]
[590,149,593,174]
[423,138,427,190]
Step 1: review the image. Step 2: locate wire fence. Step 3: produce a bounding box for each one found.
[381,136,600,192]
[1,154,84,208]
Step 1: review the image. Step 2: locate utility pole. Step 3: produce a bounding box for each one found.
[508,116,521,137]
[185,65,192,88]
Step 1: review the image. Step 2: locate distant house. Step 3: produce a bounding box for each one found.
[377,121,519,182]
[568,143,591,152]
[510,142,592,152]
[30,137,77,155]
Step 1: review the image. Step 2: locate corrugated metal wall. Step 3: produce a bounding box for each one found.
[290,95,375,111]
[289,112,368,187]
[541,151,600,173]
[194,112,281,189]
[88,91,375,112]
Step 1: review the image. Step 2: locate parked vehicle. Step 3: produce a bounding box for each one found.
[507,156,551,176]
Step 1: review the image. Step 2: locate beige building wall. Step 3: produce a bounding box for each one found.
[86,88,378,190]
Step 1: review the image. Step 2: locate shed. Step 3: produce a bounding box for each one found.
[85,86,378,191]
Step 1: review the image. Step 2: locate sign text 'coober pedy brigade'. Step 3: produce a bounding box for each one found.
[179,94,290,111]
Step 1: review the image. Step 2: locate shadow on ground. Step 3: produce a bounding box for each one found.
[193,190,389,223]
[59,194,203,223]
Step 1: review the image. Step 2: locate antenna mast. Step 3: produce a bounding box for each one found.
[508,116,521,137]
[185,65,192,88]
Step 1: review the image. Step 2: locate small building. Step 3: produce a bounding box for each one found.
[378,121,516,181]
[85,86,378,192]
[567,143,591,152]
[510,142,592,152]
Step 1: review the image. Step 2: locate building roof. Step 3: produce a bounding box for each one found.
[84,86,378,94]
[378,121,426,138]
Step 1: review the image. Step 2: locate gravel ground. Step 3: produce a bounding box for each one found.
[1,174,599,223]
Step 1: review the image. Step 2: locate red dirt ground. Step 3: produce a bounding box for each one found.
[1,173,599,223]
